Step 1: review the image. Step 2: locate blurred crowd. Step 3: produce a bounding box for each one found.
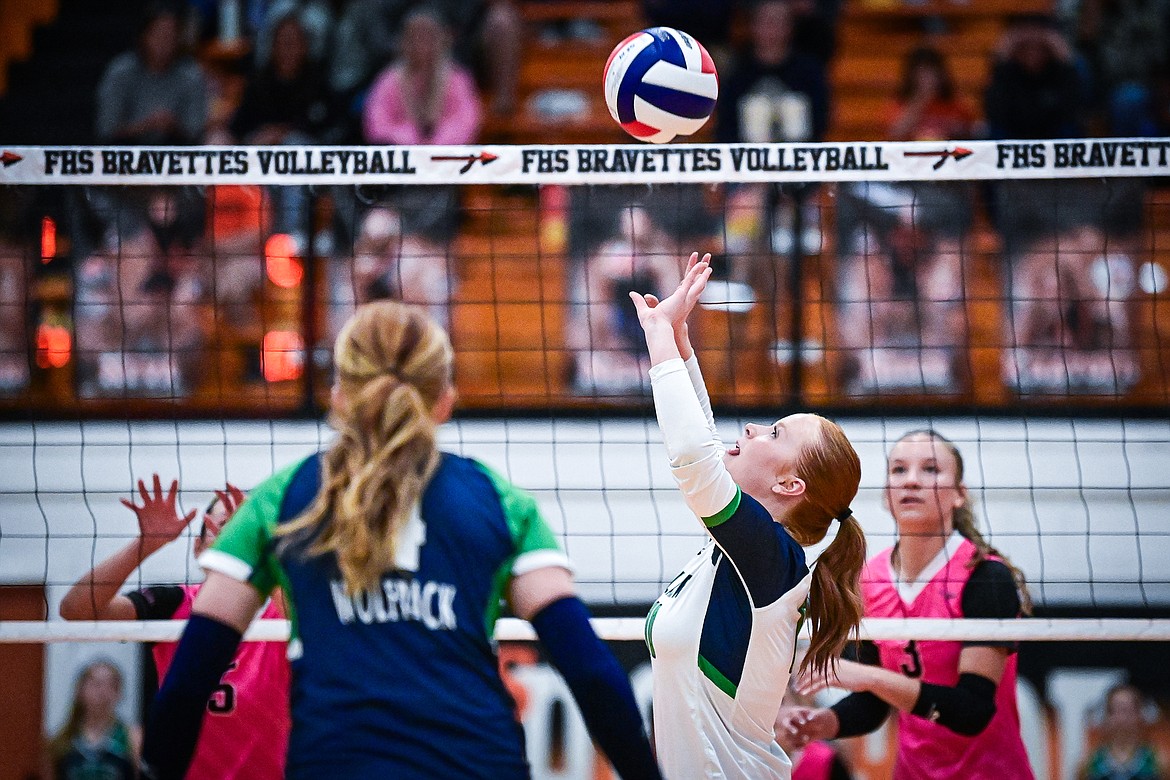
[0,0,1165,401]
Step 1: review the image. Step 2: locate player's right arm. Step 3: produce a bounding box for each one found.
[60,475,195,621]
[510,554,663,780]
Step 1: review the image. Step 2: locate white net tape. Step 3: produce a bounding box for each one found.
[3,618,1168,643]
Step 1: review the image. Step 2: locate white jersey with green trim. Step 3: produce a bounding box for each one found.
[647,537,811,780]
[644,356,813,779]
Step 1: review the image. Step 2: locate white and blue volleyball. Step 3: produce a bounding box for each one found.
[603,27,719,144]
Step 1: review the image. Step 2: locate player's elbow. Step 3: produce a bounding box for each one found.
[948,699,997,736]
[913,674,999,736]
[59,594,92,621]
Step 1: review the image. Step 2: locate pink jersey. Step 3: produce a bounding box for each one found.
[862,537,1033,780]
[792,741,837,780]
[152,585,290,780]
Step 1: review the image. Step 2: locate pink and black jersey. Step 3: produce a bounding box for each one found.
[130,584,290,780]
[861,533,1033,780]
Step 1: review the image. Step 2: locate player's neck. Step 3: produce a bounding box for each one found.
[893,532,950,583]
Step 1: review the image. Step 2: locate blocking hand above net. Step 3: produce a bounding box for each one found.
[59,476,241,622]
[59,475,291,780]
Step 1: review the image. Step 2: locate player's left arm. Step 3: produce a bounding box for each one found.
[798,560,1020,736]
[142,464,291,780]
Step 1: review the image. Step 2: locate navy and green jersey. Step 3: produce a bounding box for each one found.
[200,451,570,780]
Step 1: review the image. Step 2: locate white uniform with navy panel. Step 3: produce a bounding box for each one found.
[645,356,811,780]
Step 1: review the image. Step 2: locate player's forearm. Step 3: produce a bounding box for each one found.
[60,537,160,620]
[853,663,922,713]
[531,597,662,780]
[649,359,736,521]
[642,318,682,366]
[142,614,242,780]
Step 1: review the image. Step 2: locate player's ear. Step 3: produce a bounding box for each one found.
[773,475,806,498]
[431,384,457,424]
[954,482,968,511]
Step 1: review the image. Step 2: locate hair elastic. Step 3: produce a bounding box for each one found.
[835,507,853,522]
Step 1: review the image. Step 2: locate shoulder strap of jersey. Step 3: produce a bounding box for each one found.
[278,452,323,525]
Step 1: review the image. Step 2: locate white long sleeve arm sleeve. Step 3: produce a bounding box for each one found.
[649,358,739,522]
[683,353,722,447]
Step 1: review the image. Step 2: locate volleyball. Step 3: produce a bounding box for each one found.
[603,27,719,144]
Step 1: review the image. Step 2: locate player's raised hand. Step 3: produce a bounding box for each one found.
[120,474,197,552]
[213,483,246,519]
[629,252,711,331]
[202,483,245,543]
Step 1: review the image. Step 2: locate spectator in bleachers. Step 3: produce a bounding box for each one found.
[0,191,31,395]
[1080,683,1167,780]
[331,5,482,334]
[230,10,345,242]
[716,0,830,264]
[1003,223,1141,396]
[1075,0,1169,137]
[331,0,519,118]
[887,46,978,142]
[251,0,336,69]
[363,5,482,147]
[90,2,208,261]
[74,228,206,398]
[984,14,1087,141]
[717,0,830,145]
[95,2,208,146]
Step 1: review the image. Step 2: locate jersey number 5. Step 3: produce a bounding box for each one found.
[207,661,238,714]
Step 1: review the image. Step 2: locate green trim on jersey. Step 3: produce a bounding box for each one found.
[698,653,737,698]
[471,460,564,637]
[702,487,742,528]
[645,601,662,659]
[206,457,305,638]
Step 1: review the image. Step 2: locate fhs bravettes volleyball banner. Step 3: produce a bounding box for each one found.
[0,139,1167,185]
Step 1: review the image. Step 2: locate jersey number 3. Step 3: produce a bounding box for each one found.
[900,640,923,678]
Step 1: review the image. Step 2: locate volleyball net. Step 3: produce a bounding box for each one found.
[0,139,1167,646]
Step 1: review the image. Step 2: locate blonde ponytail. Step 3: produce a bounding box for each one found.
[279,301,453,594]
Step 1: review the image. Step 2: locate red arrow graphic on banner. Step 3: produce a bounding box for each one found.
[430,151,498,174]
[902,147,974,170]
[0,151,22,168]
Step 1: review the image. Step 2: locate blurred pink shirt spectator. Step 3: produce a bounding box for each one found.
[362,7,482,145]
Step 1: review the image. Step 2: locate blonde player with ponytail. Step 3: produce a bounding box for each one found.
[142,301,662,780]
[629,253,867,779]
[784,429,1034,780]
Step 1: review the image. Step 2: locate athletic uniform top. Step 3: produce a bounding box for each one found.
[1083,744,1163,780]
[792,741,851,780]
[645,356,813,780]
[200,451,571,780]
[128,584,289,780]
[53,721,135,780]
[862,532,1033,780]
